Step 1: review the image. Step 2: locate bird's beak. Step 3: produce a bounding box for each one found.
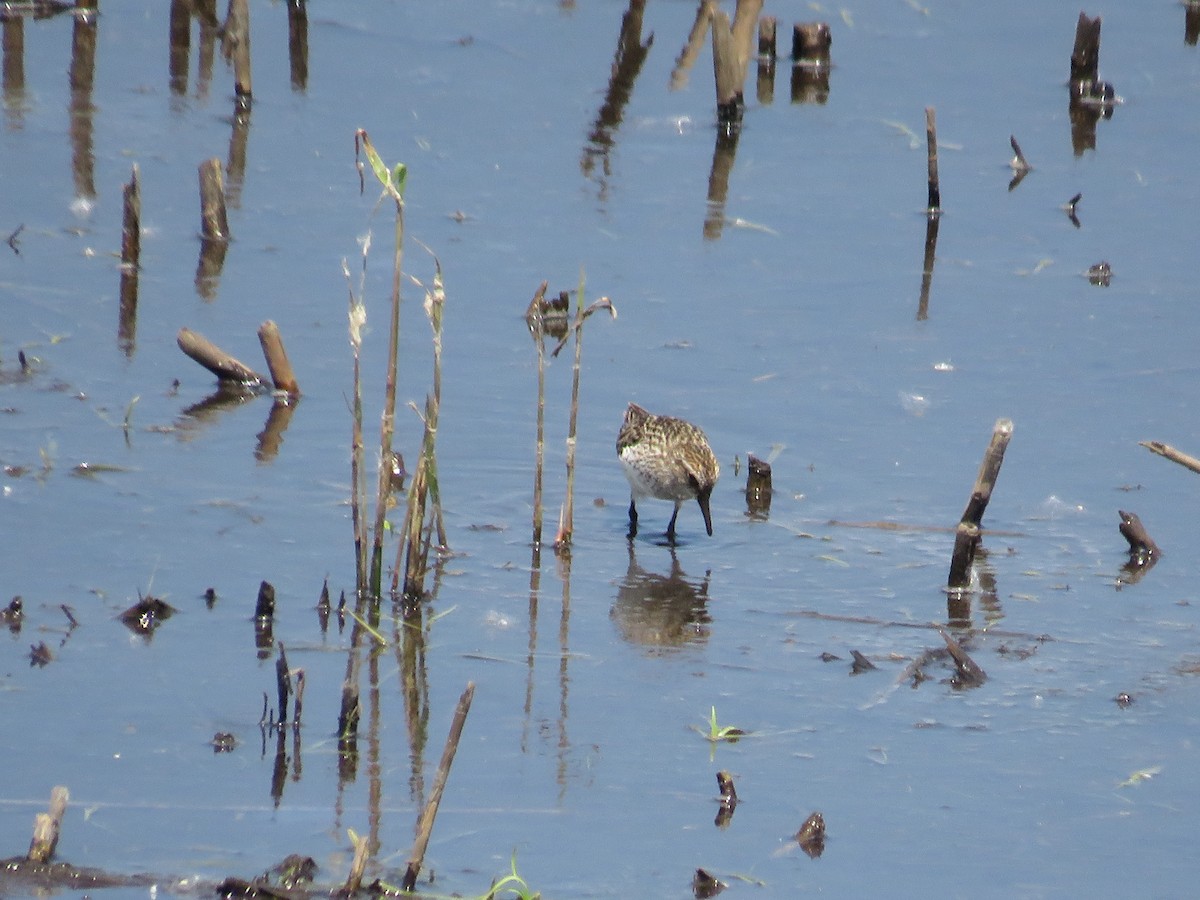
[697,487,714,536]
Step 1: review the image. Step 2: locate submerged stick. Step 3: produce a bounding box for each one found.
[401,682,476,892]
[176,327,266,386]
[257,320,300,395]
[925,106,940,213]
[937,626,987,687]
[27,786,69,864]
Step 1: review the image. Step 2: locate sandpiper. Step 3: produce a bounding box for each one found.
[617,403,719,542]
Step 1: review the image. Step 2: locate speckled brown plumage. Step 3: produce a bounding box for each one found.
[617,403,718,541]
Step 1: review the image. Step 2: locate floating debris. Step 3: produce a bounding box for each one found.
[118,593,177,636]
[795,811,826,858]
[850,649,877,675]
[1086,260,1112,286]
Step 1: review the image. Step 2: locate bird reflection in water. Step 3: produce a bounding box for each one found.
[611,543,713,650]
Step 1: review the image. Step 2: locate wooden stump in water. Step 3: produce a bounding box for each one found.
[790,21,831,63]
[257,320,300,395]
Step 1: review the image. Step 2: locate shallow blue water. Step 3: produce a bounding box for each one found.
[2,1,1199,897]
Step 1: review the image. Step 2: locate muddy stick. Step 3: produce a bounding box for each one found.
[257,320,300,395]
[176,327,266,385]
[27,785,68,864]
[937,626,987,687]
[401,681,475,892]
[1118,509,1160,558]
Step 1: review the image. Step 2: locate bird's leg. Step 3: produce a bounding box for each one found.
[627,496,639,539]
[666,501,682,543]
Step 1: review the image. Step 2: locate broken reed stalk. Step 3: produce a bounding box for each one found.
[27,785,69,864]
[925,106,940,213]
[421,257,448,552]
[342,828,369,895]
[948,418,1014,589]
[345,257,369,593]
[401,682,475,892]
[176,327,267,386]
[556,273,586,551]
[528,281,549,550]
[354,129,407,602]
[397,438,430,600]
[960,418,1014,528]
[121,163,140,269]
[257,320,300,395]
[392,257,448,599]
[550,280,617,550]
[198,157,229,242]
[222,0,252,105]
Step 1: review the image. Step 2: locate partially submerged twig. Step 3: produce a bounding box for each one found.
[176,327,267,387]
[1139,440,1200,475]
[948,418,1014,589]
[401,682,475,891]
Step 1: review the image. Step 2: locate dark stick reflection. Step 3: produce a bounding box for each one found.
[68,0,98,200]
[581,0,653,202]
[2,17,27,130]
[287,0,308,92]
